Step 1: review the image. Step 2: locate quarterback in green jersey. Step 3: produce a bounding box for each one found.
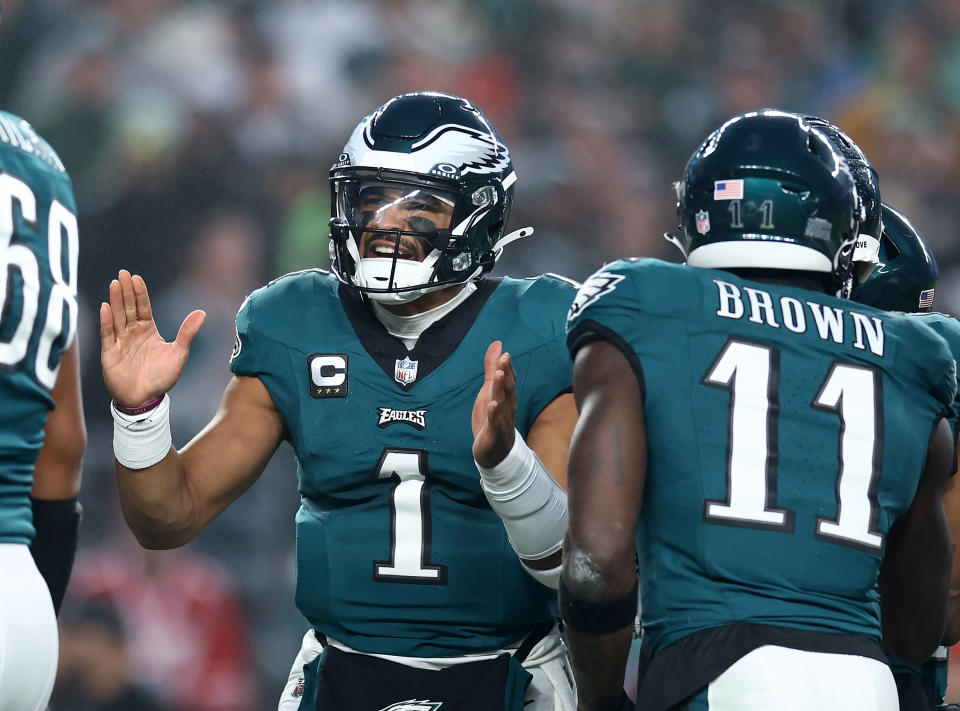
[101,92,578,711]
[561,111,956,711]
[852,203,960,710]
[0,107,86,710]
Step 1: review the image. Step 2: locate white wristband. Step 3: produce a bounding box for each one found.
[111,394,172,469]
[476,429,568,582]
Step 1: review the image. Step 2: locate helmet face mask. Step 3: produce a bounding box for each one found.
[328,91,521,303]
[672,110,862,294]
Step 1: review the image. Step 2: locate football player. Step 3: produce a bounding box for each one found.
[851,203,960,710]
[100,91,577,711]
[561,110,955,711]
[0,106,86,708]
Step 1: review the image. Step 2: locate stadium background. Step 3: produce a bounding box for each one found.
[2,0,959,708]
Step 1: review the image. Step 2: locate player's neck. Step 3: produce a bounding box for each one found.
[726,268,832,294]
[370,283,476,350]
[377,283,468,316]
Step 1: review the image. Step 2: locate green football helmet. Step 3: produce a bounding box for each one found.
[850,203,939,313]
[328,91,529,304]
[802,116,883,294]
[672,110,862,291]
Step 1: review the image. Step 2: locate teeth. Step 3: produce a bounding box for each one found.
[373,244,411,258]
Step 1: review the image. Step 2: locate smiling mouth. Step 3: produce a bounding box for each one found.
[364,238,422,261]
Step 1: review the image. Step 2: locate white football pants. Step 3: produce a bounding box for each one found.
[0,543,58,711]
[700,644,897,711]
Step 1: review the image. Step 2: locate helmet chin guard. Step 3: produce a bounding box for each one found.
[354,255,451,304]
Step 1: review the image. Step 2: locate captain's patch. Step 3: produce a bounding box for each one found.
[308,354,349,399]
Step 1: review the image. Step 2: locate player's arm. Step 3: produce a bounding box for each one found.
[472,341,577,587]
[561,340,644,711]
[941,435,960,645]
[101,270,285,550]
[30,339,86,614]
[879,416,954,663]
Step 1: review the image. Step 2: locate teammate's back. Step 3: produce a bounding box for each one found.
[569,258,955,652]
[0,109,80,543]
[561,110,955,711]
[0,109,85,711]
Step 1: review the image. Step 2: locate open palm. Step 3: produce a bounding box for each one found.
[100,269,206,408]
[471,340,518,468]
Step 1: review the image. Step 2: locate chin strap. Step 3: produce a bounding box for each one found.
[492,226,534,259]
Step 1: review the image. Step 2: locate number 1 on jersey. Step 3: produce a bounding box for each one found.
[702,340,793,530]
[812,363,883,549]
[374,448,448,584]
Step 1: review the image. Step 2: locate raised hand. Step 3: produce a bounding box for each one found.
[471,340,518,468]
[100,269,206,408]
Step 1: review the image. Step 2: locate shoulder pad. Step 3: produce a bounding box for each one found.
[498,275,578,339]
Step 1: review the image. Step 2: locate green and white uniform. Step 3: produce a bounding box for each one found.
[230,271,577,709]
[888,312,960,708]
[0,110,78,711]
[567,258,956,711]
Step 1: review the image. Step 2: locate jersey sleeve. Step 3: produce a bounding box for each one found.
[514,275,577,431]
[918,314,960,437]
[899,317,958,420]
[227,287,297,418]
[565,260,647,386]
[229,293,260,377]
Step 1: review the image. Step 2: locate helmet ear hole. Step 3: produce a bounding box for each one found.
[881,233,901,260]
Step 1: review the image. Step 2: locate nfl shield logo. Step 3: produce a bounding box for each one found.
[696,210,710,235]
[395,356,419,385]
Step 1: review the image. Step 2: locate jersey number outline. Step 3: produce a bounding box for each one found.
[702,338,884,552]
[373,448,448,584]
[0,172,78,388]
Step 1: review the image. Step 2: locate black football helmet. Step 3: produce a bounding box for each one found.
[850,203,939,313]
[671,110,862,293]
[328,91,529,303]
[802,116,882,286]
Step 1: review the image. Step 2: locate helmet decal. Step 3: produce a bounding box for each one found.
[352,120,512,179]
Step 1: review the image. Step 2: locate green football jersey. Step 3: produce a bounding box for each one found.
[567,258,956,655]
[0,111,78,545]
[888,312,960,704]
[230,271,575,656]
[914,312,960,438]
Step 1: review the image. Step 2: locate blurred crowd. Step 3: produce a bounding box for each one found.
[2,0,960,708]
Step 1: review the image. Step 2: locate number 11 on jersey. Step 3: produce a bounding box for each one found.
[702,338,884,552]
